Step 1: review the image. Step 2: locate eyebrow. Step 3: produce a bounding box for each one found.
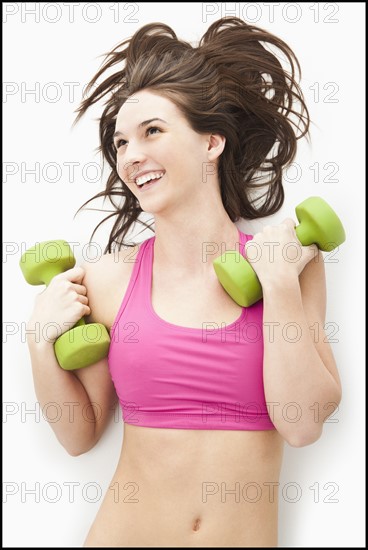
[113,118,168,139]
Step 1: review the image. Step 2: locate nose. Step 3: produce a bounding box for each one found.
[118,143,147,184]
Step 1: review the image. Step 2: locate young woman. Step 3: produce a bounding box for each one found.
[26,17,342,547]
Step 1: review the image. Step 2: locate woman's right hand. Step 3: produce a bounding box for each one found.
[26,266,91,345]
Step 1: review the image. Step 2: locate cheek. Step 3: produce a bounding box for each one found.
[116,156,124,176]
[116,156,131,183]
[115,159,130,189]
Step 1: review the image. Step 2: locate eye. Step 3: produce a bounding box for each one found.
[115,138,127,150]
[114,126,162,151]
[146,126,161,135]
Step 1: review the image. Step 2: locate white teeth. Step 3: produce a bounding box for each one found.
[135,172,164,186]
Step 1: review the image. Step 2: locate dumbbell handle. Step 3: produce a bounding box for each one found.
[226,223,317,307]
[20,240,110,370]
[213,196,346,307]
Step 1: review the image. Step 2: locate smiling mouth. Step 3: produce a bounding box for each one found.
[135,172,165,190]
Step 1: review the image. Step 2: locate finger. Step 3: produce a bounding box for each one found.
[54,266,86,284]
[282,217,296,230]
[70,283,88,296]
[309,243,319,258]
[83,304,91,317]
[302,242,318,261]
[76,294,89,305]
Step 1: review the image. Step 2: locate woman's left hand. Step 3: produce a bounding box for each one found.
[244,218,319,286]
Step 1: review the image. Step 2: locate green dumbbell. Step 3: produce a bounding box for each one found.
[213,196,346,307]
[20,240,110,370]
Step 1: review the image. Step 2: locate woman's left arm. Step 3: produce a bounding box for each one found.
[248,219,343,447]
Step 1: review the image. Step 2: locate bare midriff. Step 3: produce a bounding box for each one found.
[84,425,284,547]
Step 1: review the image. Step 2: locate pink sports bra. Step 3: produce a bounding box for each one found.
[108,228,275,431]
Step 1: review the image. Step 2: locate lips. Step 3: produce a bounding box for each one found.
[129,169,165,185]
[136,174,164,191]
[133,169,165,187]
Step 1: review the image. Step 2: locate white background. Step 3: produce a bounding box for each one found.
[3,2,365,547]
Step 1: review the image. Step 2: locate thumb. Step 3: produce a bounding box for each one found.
[305,243,319,261]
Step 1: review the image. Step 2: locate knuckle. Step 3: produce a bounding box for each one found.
[48,274,61,287]
[74,302,85,315]
[76,266,85,277]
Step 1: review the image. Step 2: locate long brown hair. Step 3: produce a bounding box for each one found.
[74,17,310,253]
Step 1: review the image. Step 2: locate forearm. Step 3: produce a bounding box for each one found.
[27,335,97,456]
[262,276,341,446]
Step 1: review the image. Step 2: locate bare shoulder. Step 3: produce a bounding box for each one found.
[81,243,140,330]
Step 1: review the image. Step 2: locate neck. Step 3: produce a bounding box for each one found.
[152,211,241,278]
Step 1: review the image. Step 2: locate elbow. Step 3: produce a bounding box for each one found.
[286,431,321,448]
[58,418,109,456]
[284,425,323,448]
[62,438,97,457]
[333,385,343,409]
[66,447,88,457]
[278,384,342,448]
[285,394,342,448]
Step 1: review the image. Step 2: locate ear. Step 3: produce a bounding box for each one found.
[207,133,226,161]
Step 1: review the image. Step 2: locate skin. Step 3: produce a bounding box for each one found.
[78,89,341,546]
[81,244,285,548]
[113,88,238,275]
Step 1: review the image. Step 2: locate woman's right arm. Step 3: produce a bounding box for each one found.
[26,265,118,457]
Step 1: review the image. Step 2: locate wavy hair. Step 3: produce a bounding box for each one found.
[74,17,310,253]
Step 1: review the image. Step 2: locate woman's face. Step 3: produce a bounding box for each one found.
[114,89,218,214]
